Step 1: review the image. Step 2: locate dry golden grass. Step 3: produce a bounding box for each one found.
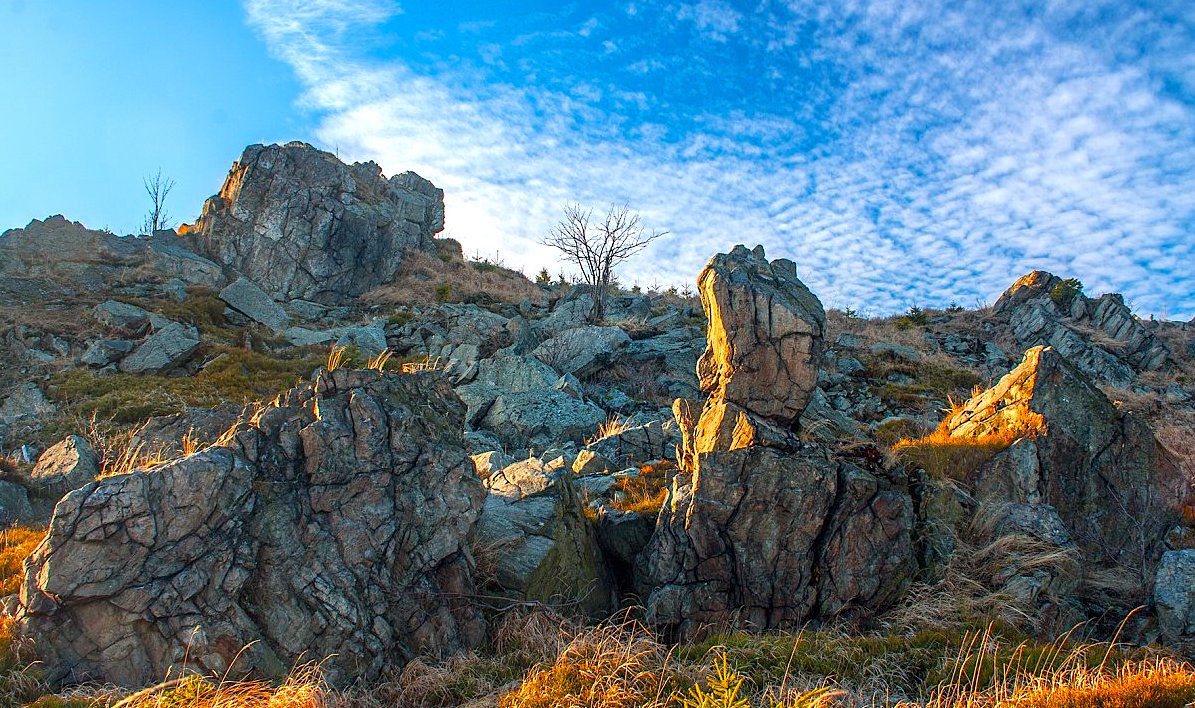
[362,249,545,308]
[586,416,634,446]
[892,425,1024,481]
[498,618,683,708]
[608,460,674,515]
[0,525,45,596]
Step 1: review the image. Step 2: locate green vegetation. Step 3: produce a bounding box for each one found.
[894,304,930,329]
[49,346,323,424]
[1050,277,1084,309]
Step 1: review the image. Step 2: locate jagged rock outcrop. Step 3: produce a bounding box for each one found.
[476,459,614,617]
[17,368,486,687]
[186,142,445,303]
[640,245,915,635]
[993,271,1170,387]
[935,346,1187,592]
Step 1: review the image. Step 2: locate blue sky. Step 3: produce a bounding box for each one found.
[1,1,1193,319]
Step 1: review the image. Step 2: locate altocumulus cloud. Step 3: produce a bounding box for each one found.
[244,0,1195,319]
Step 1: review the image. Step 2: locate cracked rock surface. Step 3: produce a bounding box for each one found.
[640,245,914,635]
[16,368,486,687]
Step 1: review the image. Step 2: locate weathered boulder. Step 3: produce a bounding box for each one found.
[118,322,201,374]
[17,368,486,687]
[696,244,824,424]
[0,383,56,428]
[0,480,34,526]
[582,418,681,469]
[79,339,135,367]
[31,435,99,496]
[218,277,289,331]
[145,235,225,287]
[187,142,445,303]
[936,346,1187,589]
[335,323,388,359]
[476,459,613,617]
[477,389,606,451]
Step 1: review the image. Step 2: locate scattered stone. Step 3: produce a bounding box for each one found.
[283,326,335,347]
[1155,550,1195,649]
[118,322,201,374]
[79,339,135,367]
[869,342,922,363]
[218,277,289,331]
[0,480,34,526]
[31,436,99,497]
[93,300,150,332]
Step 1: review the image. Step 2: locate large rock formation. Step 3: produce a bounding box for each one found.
[186,142,445,303]
[935,345,1187,585]
[17,368,486,687]
[640,245,915,635]
[993,270,1170,387]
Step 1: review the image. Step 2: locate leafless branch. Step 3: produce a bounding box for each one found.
[141,168,176,235]
[541,203,668,322]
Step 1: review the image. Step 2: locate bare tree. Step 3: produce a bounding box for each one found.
[542,203,668,323]
[141,169,176,235]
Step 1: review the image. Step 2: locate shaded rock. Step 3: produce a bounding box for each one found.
[187,142,444,303]
[1155,550,1195,649]
[0,480,34,526]
[31,436,98,497]
[476,460,613,617]
[583,418,680,468]
[93,300,150,332]
[335,323,388,359]
[869,342,922,363]
[0,383,56,427]
[17,368,485,687]
[478,390,606,451]
[218,277,289,331]
[79,339,135,367]
[533,326,630,377]
[119,322,201,374]
[145,235,224,287]
[282,326,334,347]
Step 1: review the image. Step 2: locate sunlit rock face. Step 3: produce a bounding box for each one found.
[993,270,1171,386]
[187,142,445,303]
[17,369,485,688]
[640,245,915,636]
[940,345,1187,580]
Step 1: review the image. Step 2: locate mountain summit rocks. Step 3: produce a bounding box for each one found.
[186,142,446,303]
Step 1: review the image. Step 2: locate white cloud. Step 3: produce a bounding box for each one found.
[244,0,1195,319]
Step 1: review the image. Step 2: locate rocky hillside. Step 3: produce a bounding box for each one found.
[1,141,1194,704]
